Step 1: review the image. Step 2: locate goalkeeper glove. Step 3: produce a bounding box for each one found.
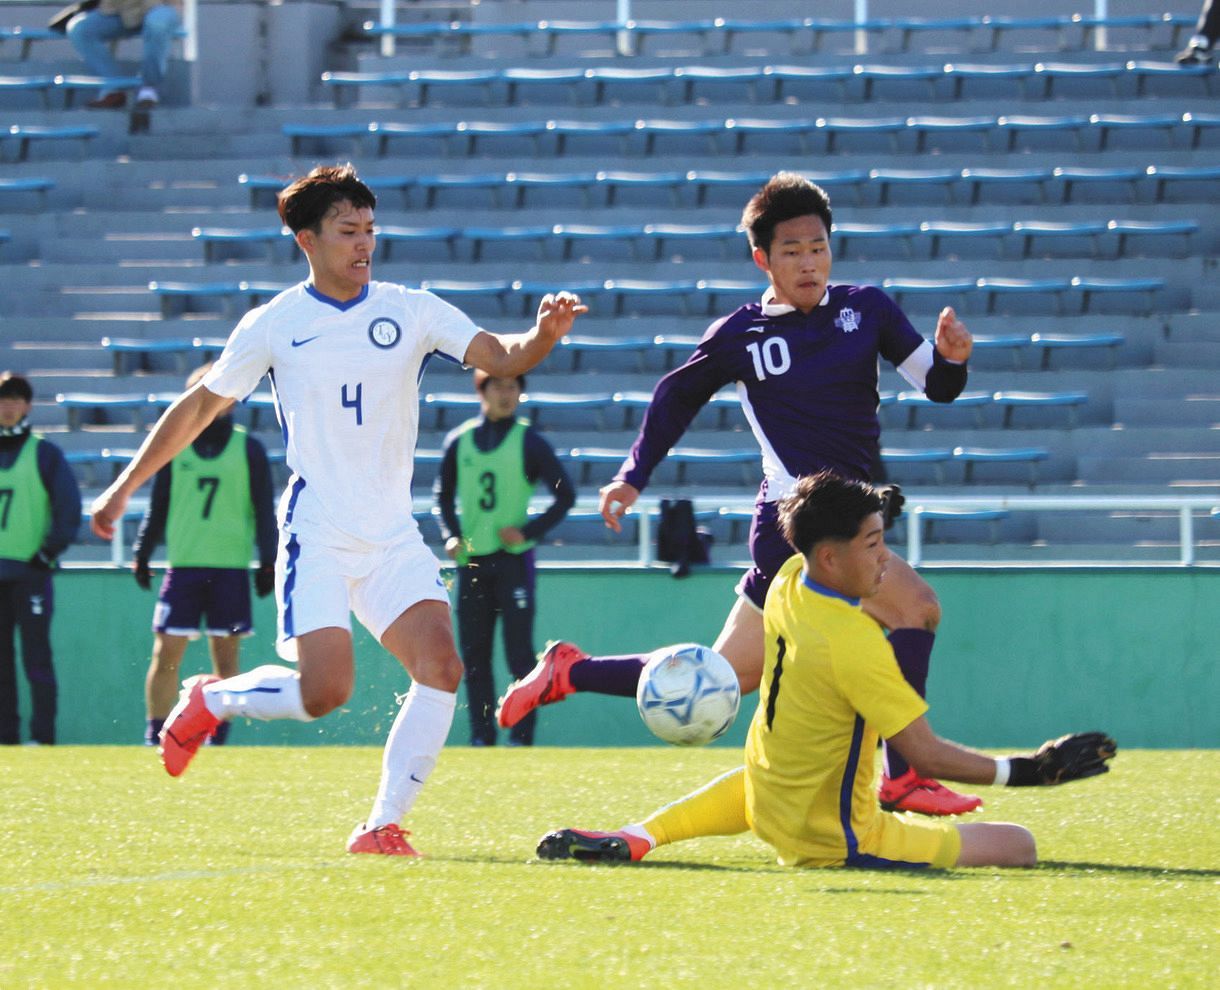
[878,484,905,530]
[1003,731,1117,786]
[28,550,56,572]
[254,564,275,598]
[133,559,152,590]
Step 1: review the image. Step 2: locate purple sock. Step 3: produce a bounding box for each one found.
[884,628,935,778]
[568,654,648,698]
[208,720,231,746]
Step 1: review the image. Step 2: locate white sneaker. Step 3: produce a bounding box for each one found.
[135,87,159,109]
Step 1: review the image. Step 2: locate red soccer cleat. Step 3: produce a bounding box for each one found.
[878,769,983,816]
[346,823,421,857]
[536,828,652,863]
[158,674,221,777]
[495,640,588,729]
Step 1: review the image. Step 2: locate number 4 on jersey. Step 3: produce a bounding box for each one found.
[341,383,363,425]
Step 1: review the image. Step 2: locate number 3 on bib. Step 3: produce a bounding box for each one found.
[341,382,363,425]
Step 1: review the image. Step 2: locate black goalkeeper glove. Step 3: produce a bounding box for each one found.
[133,559,152,590]
[254,564,275,598]
[878,484,905,530]
[1007,731,1117,786]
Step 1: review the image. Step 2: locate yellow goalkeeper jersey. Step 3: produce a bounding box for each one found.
[745,554,930,866]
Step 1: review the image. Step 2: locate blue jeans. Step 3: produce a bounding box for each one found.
[66,5,181,94]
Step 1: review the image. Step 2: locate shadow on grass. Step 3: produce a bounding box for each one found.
[1039,860,1220,880]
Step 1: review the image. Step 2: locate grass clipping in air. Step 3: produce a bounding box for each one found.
[0,747,1213,988]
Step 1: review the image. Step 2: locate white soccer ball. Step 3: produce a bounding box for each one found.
[636,643,741,746]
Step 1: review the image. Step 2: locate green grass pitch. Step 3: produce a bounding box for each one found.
[1,747,1214,988]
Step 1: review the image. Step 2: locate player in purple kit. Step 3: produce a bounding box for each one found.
[497,172,980,816]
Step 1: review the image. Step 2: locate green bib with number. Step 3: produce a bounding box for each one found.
[455,418,535,558]
[0,436,51,562]
[167,425,254,568]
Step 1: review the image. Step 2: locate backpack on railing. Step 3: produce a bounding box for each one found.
[656,498,712,578]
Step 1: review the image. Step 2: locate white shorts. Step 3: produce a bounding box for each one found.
[274,524,451,661]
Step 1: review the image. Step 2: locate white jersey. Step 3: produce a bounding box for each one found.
[203,280,480,548]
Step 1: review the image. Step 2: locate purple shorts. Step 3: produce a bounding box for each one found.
[153,567,253,638]
[735,499,796,611]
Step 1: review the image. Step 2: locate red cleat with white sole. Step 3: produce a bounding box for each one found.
[495,640,588,729]
[879,768,983,816]
[158,674,221,777]
[346,823,421,857]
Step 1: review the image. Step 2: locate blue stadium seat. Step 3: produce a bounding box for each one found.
[191,226,291,263]
[881,277,977,310]
[970,333,1031,368]
[53,73,142,108]
[832,221,921,259]
[976,276,1072,315]
[64,448,137,487]
[0,74,56,110]
[942,63,1033,100]
[457,119,548,156]
[547,118,637,155]
[642,222,740,260]
[635,117,724,155]
[896,390,992,428]
[147,280,290,318]
[1051,166,1142,204]
[283,121,372,156]
[1089,112,1180,151]
[501,67,587,106]
[959,167,1052,205]
[977,15,1070,52]
[867,168,958,206]
[674,65,765,104]
[1028,332,1124,370]
[995,114,1089,153]
[1070,276,1164,314]
[695,279,767,314]
[905,115,995,154]
[1011,220,1107,259]
[854,64,942,100]
[461,224,552,262]
[763,64,853,102]
[376,225,460,262]
[372,120,461,156]
[953,446,1049,487]
[1182,111,1220,149]
[100,336,226,376]
[818,115,906,153]
[991,390,1089,427]
[1033,61,1124,99]
[880,447,955,485]
[723,117,820,154]
[418,279,515,315]
[915,507,1010,544]
[3,123,97,162]
[409,68,501,106]
[0,26,57,60]
[502,170,597,208]
[414,172,506,209]
[919,221,1011,259]
[1126,60,1216,98]
[651,334,702,370]
[603,278,699,317]
[520,391,614,428]
[1143,164,1220,202]
[319,70,412,107]
[56,392,152,431]
[557,335,655,372]
[585,66,676,104]
[1106,219,1198,258]
[0,176,54,210]
[889,17,978,52]
[596,169,687,207]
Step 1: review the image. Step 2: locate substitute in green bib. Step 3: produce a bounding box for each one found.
[132,364,277,746]
[0,372,82,745]
[435,370,575,745]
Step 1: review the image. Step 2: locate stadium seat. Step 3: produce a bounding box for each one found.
[504,170,600,208]
[905,115,994,153]
[1089,112,1180,151]
[919,221,1011,259]
[2,124,97,162]
[867,168,958,206]
[763,64,853,102]
[0,74,56,110]
[995,114,1088,153]
[854,64,942,101]
[1012,220,1107,260]
[976,276,1071,315]
[283,121,372,156]
[1143,164,1220,202]
[880,447,955,485]
[723,117,820,155]
[319,69,412,107]
[100,336,226,375]
[55,392,152,431]
[991,390,1089,427]
[959,167,1052,205]
[0,176,54,210]
[818,116,906,154]
[501,67,587,106]
[896,390,992,428]
[53,73,142,108]
[376,225,460,262]
[596,170,686,207]
[1028,332,1124,370]
[881,277,977,310]
[1182,111,1220,150]
[557,335,654,372]
[673,65,765,104]
[952,446,1049,487]
[0,25,57,60]
[547,118,637,156]
[418,279,515,315]
[586,66,676,104]
[371,120,461,156]
[462,224,552,262]
[1106,219,1198,258]
[977,15,1070,53]
[832,221,921,259]
[147,280,289,318]
[1051,166,1142,204]
[1033,62,1124,99]
[636,118,724,155]
[191,226,291,263]
[414,172,506,209]
[942,63,1033,100]
[603,278,700,317]
[970,333,1031,368]
[642,222,740,261]
[915,507,1010,544]
[409,68,501,107]
[1126,60,1217,98]
[64,448,137,487]
[1070,276,1164,314]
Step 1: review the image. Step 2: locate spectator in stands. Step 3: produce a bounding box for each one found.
[0,372,82,745]
[67,0,182,110]
[1177,0,1219,63]
[131,363,277,748]
[435,369,576,747]
[498,172,983,817]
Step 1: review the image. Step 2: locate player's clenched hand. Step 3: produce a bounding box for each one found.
[1009,731,1117,786]
[90,484,130,540]
[599,480,639,534]
[536,291,589,342]
[934,306,972,363]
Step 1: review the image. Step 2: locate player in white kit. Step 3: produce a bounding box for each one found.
[90,164,587,856]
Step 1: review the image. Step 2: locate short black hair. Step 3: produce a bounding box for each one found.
[474,369,526,392]
[277,163,376,234]
[0,371,33,402]
[778,470,883,557]
[741,172,833,256]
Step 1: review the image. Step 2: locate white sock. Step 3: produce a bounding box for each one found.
[202,665,313,722]
[365,683,456,830]
[136,86,159,103]
[621,824,657,849]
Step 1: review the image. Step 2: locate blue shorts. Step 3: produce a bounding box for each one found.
[735,500,793,611]
[152,567,253,639]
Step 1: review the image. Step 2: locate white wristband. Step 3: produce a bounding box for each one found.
[993,757,1011,787]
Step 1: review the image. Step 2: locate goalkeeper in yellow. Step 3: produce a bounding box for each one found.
[538,471,1116,869]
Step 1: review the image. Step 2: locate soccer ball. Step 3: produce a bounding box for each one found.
[636,643,741,746]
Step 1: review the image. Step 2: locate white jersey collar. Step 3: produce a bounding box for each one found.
[761,286,831,317]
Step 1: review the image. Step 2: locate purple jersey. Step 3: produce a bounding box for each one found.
[617,285,962,500]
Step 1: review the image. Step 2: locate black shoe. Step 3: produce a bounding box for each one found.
[1175,43,1213,64]
[86,92,127,110]
[536,828,649,862]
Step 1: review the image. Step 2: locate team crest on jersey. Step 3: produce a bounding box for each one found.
[834,308,861,334]
[368,317,401,349]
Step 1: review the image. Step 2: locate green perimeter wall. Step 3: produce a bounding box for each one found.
[20,567,1219,748]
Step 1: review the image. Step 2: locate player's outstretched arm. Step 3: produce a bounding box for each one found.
[934,306,972,363]
[90,385,234,539]
[464,291,588,378]
[599,480,640,533]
